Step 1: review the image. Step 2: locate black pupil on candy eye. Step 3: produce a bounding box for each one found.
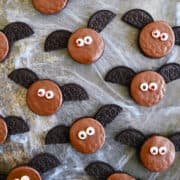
[81,134,84,137]
[153,150,156,153]
[89,130,92,133]
[86,38,90,42]
[143,85,147,89]
[78,40,81,44]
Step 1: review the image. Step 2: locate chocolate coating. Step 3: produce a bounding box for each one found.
[140,136,175,172]
[70,118,105,154]
[7,166,41,180]
[26,80,63,116]
[68,28,105,64]
[0,32,9,62]
[32,0,68,14]
[139,21,175,58]
[108,173,135,180]
[0,117,8,144]
[130,71,166,106]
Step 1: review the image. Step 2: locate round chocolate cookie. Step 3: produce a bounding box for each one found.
[7,166,41,180]
[26,80,63,116]
[69,118,105,154]
[0,32,9,62]
[139,21,175,58]
[108,173,135,180]
[68,28,105,64]
[32,0,68,15]
[0,117,8,144]
[140,136,176,172]
[130,71,166,106]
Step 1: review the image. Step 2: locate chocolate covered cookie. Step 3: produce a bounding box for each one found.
[122,9,180,58]
[105,63,180,107]
[45,10,116,64]
[0,116,29,144]
[0,22,33,62]
[5,153,60,180]
[8,68,89,116]
[32,0,68,15]
[85,161,137,180]
[45,104,122,154]
[116,129,180,172]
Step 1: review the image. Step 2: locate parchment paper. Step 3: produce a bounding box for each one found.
[0,0,180,179]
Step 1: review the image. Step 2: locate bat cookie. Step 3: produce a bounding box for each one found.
[45,10,116,64]
[8,68,89,116]
[32,0,69,15]
[105,63,180,107]
[115,128,180,172]
[45,104,122,154]
[122,9,180,58]
[0,22,33,62]
[85,161,137,180]
[1,153,60,180]
[0,116,29,144]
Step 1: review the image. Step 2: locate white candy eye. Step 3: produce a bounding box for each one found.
[150,146,159,155]
[159,146,167,155]
[45,90,54,99]
[152,30,161,38]
[140,83,149,92]
[21,176,30,180]
[84,36,93,45]
[149,82,158,91]
[76,38,84,47]
[160,33,169,41]
[86,127,95,136]
[78,131,87,140]
[37,89,46,97]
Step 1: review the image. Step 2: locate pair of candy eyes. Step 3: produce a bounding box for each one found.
[14,175,30,180]
[152,30,169,41]
[150,146,167,156]
[76,36,93,47]
[140,82,158,92]
[37,89,54,99]
[78,127,95,140]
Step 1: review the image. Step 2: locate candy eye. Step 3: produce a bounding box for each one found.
[86,127,95,136]
[37,89,46,97]
[140,83,149,92]
[45,90,54,99]
[76,38,84,47]
[149,82,158,91]
[84,36,93,45]
[21,176,30,180]
[159,146,167,155]
[150,146,159,155]
[160,33,168,41]
[78,131,87,140]
[152,30,161,38]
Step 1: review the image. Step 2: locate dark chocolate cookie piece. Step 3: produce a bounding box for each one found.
[105,66,136,86]
[3,22,34,45]
[61,83,89,101]
[122,9,154,29]
[4,116,29,135]
[85,161,114,180]
[28,153,60,174]
[95,104,122,127]
[169,132,180,151]
[173,26,180,45]
[115,129,145,148]
[8,68,39,89]
[88,10,116,33]
[44,30,72,51]
[158,63,180,83]
[45,125,70,144]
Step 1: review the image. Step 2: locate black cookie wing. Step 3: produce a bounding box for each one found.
[122,9,154,29]
[44,30,72,51]
[94,104,122,127]
[8,68,39,88]
[88,10,116,33]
